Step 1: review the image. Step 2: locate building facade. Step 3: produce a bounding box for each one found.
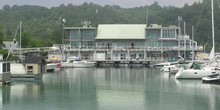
[62,23,203,61]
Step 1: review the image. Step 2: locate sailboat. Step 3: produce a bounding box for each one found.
[175,0,220,79]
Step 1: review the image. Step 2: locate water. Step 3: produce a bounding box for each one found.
[1,67,220,110]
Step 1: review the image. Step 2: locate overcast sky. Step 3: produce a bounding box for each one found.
[0,0,202,9]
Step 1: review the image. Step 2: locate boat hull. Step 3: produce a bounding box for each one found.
[61,61,96,68]
[175,68,219,79]
[47,63,61,72]
[202,74,220,84]
[73,62,96,68]
[161,65,178,74]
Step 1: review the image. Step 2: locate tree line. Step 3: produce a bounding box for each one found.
[0,1,219,52]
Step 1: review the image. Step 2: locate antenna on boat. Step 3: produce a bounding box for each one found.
[6,24,20,60]
[178,16,182,57]
[146,8,149,26]
[211,0,215,63]
[20,21,22,62]
[192,26,195,61]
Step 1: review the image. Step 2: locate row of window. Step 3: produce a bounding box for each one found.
[69,28,177,40]
[71,41,95,49]
[146,29,177,38]
[69,41,195,49]
[70,30,96,40]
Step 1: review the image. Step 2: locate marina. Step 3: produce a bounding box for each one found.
[0,67,220,110]
[1,1,220,109]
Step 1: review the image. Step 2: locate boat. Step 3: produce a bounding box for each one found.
[175,49,219,79]
[202,73,220,84]
[61,56,96,68]
[153,56,184,68]
[46,61,61,72]
[175,0,219,79]
[175,67,219,79]
[160,64,178,74]
[175,61,220,79]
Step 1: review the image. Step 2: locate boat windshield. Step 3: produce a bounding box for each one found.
[189,62,201,69]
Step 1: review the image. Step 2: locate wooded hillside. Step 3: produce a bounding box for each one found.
[0,1,219,51]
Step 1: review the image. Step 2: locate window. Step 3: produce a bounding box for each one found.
[139,54,144,59]
[131,43,134,49]
[162,29,176,38]
[71,41,79,49]
[70,30,80,39]
[3,63,6,72]
[146,29,160,38]
[121,54,126,60]
[131,54,136,59]
[27,66,33,74]
[7,63,10,72]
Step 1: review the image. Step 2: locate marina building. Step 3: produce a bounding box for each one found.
[62,22,203,62]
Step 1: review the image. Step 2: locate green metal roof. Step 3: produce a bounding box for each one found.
[96,24,146,40]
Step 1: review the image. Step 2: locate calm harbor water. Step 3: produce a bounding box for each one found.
[1,67,220,110]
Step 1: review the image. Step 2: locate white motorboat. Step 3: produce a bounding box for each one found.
[46,62,61,72]
[202,73,220,84]
[154,62,177,68]
[153,56,184,68]
[176,0,219,79]
[160,65,178,74]
[72,60,96,68]
[175,62,220,79]
[61,56,96,68]
[175,67,219,79]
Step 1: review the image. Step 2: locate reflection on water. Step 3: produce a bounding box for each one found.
[1,81,44,110]
[0,67,220,110]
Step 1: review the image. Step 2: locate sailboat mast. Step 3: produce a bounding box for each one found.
[20,21,22,62]
[211,0,215,62]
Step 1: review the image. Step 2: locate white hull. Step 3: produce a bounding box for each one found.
[161,65,178,74]
[61,61,96,68]
[175,68,219,79]
[46,63,61,72]
[47,63,56,71]
[61,62,74,68]
[202,74,220,84]
[154,62,177,68]
[73,62,96,68]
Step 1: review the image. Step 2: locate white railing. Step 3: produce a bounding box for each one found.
[11,45,203,54]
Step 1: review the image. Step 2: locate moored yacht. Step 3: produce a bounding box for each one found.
[61,56,96,68]
[46,61,61,72]
[175,62,219,79]
[153,56,184,68]
[160,65,179,74]
[202,73,220,84]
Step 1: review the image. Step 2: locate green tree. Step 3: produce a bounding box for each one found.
[49,28,62,44]
[0,1,219,50]
[21,31,31,48]
[0,27,4,49]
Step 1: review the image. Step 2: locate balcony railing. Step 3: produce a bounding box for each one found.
[11,45,203,55]
[66,46,203,51]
